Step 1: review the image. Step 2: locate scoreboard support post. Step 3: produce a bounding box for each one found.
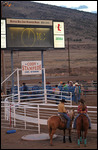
[11,50,14,96]
[41,50,44,89]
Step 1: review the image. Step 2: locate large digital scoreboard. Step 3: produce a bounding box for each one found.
[1,18,65,50]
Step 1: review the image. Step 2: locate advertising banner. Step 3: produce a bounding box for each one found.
[53,21,65,48]
[21,61,42,75]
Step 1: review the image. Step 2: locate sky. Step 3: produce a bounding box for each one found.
[33,1,97,13]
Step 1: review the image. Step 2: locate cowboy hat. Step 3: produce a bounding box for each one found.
[79,99,85,103]
[61,99,65,102]
[75,82,79,86]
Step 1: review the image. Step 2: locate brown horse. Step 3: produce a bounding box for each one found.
[47,109,75,145]
[76,114,89,147]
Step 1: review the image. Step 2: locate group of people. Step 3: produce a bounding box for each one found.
[55,80,83,104]
[58,98,91,129]
[1,82,91,130]
[22,81,82,104]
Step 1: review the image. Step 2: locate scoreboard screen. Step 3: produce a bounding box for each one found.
[7,27,53,48]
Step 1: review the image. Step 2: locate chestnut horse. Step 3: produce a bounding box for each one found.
[47,110,75,145]
[76,114,89,147]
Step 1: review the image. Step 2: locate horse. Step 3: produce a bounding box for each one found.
[47,109,75,145]
[76,114,89,147]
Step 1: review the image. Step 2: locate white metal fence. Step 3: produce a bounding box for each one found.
[2,89,72,105]
[1,90,72,133]
[1,100,97,133]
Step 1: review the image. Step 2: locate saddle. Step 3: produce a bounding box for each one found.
[79,114,88,119]
[58,113,67,123]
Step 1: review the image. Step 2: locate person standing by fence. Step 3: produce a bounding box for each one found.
[80,84,84,96]
[74,82,80,104]
[22,83,28,91]
[22,83,28,99]
[54,85,60,104]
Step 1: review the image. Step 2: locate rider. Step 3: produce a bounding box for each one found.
[73,99,91,129]
[58,99,71,129]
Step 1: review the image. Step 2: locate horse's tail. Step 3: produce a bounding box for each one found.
[47,118,52,135]
[80,115,84,131]
[47,118,50,129]
[47,115,55,129]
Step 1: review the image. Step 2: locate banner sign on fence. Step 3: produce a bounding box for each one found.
[21,61,42,75]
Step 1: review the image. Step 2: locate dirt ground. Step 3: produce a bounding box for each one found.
[1,127,97,149]
[1,93,97,149]
[1,42,97,149]
[1,94,97,149]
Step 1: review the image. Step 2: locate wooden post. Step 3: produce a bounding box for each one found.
[1,2,12,94]
[1,2,6,94]
[67,38,71,76]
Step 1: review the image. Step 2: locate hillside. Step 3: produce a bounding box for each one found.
[2,1,97,43]
[1,1,97,87]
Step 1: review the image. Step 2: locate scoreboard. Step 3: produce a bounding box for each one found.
[1,18,65,50]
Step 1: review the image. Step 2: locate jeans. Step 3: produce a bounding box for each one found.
[75,93,79,104]
[73,113,91,129]
[58,112,71,129]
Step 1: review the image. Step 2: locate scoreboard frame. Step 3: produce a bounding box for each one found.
[1,18,65,51]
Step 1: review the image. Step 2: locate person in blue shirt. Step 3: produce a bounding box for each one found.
[22,83,28,99]
[22,83,28,91]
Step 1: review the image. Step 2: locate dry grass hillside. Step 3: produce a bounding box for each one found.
[2,1,97,43]
[1,1,97,84]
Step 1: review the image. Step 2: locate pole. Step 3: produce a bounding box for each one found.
[38,105,40,134]
[1,2,12,94]
[1,2,6,94]
[10,104,11,127]
[11,50,14,94]
[41,51,44,89]
[1,50,6,94]
[17,68,20,103]
[67,38,71,76]
[43,68,47,104]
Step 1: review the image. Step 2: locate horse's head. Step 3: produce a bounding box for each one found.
[68,109,75,121]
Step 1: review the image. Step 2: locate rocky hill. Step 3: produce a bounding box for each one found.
[2,1,97,43]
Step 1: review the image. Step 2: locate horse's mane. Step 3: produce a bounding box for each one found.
[67,109,74,120]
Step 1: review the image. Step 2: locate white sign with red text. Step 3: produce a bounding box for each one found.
[21,61,42,75]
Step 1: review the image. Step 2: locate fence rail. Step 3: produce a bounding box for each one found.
[2,89,72,105]
[1,100,97,133]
